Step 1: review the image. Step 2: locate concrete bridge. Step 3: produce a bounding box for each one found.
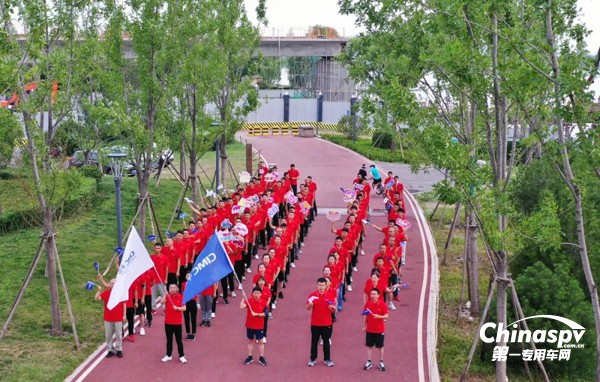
[16,36,349,58]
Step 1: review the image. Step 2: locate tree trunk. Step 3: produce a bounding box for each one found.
[546,2,600,380]
[23,111,63,335]
[491,12,508,382]
[180,140,187,180]
[467,209,480,316]
[44,209,62,335]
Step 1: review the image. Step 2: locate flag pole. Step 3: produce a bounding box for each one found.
[216,232,253,313]
[152,264,175,307]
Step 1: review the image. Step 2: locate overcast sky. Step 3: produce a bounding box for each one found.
[246,0,600,95]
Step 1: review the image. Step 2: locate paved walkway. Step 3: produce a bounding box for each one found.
[68,134,439,382]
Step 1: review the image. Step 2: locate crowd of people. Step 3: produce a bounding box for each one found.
[95,160,410,372]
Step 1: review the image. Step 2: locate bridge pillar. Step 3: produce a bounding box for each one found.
[283,93,290,122]
[317,92,324,123]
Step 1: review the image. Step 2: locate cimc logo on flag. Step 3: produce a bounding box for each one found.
[479,315,586,362]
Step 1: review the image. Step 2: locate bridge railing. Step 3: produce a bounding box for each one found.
[259,26,347,39]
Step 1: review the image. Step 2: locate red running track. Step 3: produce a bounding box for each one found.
[68,134,438,382]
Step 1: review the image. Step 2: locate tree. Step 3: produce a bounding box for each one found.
[210,0,261,191]
[339,0,599,380]
[1,0,101,335]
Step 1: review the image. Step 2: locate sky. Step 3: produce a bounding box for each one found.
[245,0,600,95]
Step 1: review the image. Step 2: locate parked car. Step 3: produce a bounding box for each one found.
[67,147,173,176]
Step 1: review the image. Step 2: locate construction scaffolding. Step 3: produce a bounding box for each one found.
[286,56,356,102]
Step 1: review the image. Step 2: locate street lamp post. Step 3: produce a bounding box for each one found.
[108,152,127,260]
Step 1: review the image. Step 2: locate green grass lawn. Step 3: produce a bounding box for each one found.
[0,143,255,381]
[416,199,495,382]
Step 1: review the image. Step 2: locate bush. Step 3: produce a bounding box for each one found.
[0,178,97,234]
[78,165,104,183]
[0,169,23,180]
[322,134,411,164]
[372,129,393,149]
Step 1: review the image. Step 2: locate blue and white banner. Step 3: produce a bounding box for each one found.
[182,233,234,303]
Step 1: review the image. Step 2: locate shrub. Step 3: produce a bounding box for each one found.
[372,129,393,149]
[78,165,104,183]
[321,134,410,163]
[0,178,97,234]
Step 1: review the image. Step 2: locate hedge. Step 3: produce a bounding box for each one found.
[321,134,411,163]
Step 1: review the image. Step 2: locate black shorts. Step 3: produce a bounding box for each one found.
[366,332,384,348]
[247,328,265,340]
[373,178,382,185]
[136,300,145,315]
[277,272,285,282]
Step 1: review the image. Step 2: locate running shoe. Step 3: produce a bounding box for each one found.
[308,359,317,367]
[244,356,253,365]
[161,355,172,362]
[140,328,146,336]
[180,356,187,364]
[324,360,334,367]
[258,356,267,366]
[364,360,372,370]
[379,361,386,371]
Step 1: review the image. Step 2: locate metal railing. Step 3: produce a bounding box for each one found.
[259,26,347,39]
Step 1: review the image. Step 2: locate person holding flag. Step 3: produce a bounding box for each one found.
[158,284,187,364]
[240,287,268,366]
[107,227,154,311]
[95,278,125,359]
[362,288,389,371]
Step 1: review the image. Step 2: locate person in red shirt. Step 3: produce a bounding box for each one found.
[363,271,396,311]
[257,161,269,179]
[306,277,336,367]
[150,242,167,313]
[159,284,187,364]
[141,269,155,329]
[162,238,180,287]
[240,287,268,366]
[125,280,140,342]
[288,164,300,195]
[199,282,218,327]
[305,176,318,216]
[256,276,272,343]
[95,277,125,358]
[362,288,389,371]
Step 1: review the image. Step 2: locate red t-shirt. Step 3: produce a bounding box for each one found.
[245,297,267,330]
[307,291,334,326]
[364,278,388,297]
[364,299,388,333]
[200,284,216,297]
[142,270,155,295]
[288,168,300,185]
[151,253,167,282]
[100,289,124,322]
[253,272,273,287]
[162,246,178,273]
[164,293,184,325]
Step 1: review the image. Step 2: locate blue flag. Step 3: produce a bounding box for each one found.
[93,262,99,271]
[85,281,96,290]
[182,233,234,303]
[362,308,371,316]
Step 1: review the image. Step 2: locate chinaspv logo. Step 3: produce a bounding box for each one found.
[479,315,585,362]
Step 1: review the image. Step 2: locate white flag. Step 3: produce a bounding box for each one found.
[107,226,154,310]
